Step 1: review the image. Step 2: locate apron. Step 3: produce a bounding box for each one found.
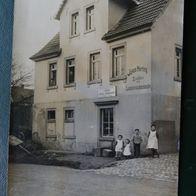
[147,130,158,149]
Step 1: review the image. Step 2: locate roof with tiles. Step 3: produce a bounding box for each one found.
[55,0,141,20]
[30,33,61,62]
[102,0,170,42]
[31,0,170,62]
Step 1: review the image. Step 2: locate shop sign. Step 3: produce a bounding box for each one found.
[98,86,116,98]
[126,66,150,90]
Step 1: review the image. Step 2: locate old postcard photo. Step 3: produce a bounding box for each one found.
[8,0,184,195]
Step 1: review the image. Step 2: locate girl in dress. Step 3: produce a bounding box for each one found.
[115,135,124,160]
[147,124,160,158]
[123,139,132,159]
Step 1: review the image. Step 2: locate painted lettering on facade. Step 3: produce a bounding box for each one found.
[126,66,150,90]
[128,66,148,76]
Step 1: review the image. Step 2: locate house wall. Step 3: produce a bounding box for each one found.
[33,26,152,153]
[33,93,151,153]
[32,0,183,153]
[34,31,152,104]
[151,0,184,141]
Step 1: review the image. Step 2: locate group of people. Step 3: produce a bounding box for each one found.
[114,124,159,160]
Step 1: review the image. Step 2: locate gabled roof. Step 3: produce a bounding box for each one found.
[30,33,61,62]
[55,0,67,20]
[102,0,170,42]
[55,0,140,20]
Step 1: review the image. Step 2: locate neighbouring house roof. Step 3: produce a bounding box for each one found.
[11,86,34,104]
[102,0,170,42]
[30,33,61,62]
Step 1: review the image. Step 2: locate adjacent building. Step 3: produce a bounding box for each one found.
[30,0,184,153]
[10,86,34,140]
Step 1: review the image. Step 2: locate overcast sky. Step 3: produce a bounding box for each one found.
[13,0,62,87]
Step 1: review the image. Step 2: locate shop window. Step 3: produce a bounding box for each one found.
[89,52,100,81]
[100,108,114,137]
[49,63,57,87]
[174,46,182,81]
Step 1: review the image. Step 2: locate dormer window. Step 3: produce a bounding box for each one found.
[86,5,94,31]
[71,12,79,36]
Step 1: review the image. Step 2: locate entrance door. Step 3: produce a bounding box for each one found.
[100,108,114,137]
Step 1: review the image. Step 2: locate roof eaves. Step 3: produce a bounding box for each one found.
[30,49,62,62]
[102,23,152,42]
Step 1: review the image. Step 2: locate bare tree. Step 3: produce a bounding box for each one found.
[11,62,32,87]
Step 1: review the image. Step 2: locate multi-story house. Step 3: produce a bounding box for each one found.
[30,0,184,153]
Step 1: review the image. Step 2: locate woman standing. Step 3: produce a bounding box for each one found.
[147,124,160,158]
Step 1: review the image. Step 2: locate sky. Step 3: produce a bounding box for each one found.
[13,0,62,88]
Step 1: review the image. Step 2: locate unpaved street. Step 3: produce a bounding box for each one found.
[8,164,177,196]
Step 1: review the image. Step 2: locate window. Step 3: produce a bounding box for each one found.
[112,46,125,78]
[71,12,79,36]
[64,109,75,138]
[49,63,57,87]
[86,5,94,31]
[65,110,74,122]
[89,52,100,81]
[47,110,56,122]
[175,46,182,81]
[100,108,114,137]
[66,58,75,85]
[47,109,56,138]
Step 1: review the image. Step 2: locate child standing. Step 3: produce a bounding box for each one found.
[132,129,143,158]
[123,139,132,159]
[115,135,124,160]
[147,124,160,158]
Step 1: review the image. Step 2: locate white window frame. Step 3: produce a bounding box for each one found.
[48,62,57,88]
[65,57,76,87]
[85,5,95,32]
[110,43,127,81]
[70,11,79,37]
[63,107,76,139]
[88,51,101,83]
[46,108,56,138]
[64,109,74,123]
[47,109,56,122]
[99,106,115,138]
[174,45,182,82]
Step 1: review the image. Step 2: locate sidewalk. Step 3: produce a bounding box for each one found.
[88,154,178,182]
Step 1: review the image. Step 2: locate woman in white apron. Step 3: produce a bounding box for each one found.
[147,124,160,158]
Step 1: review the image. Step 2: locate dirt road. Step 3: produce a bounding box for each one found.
[8,164,177,196]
